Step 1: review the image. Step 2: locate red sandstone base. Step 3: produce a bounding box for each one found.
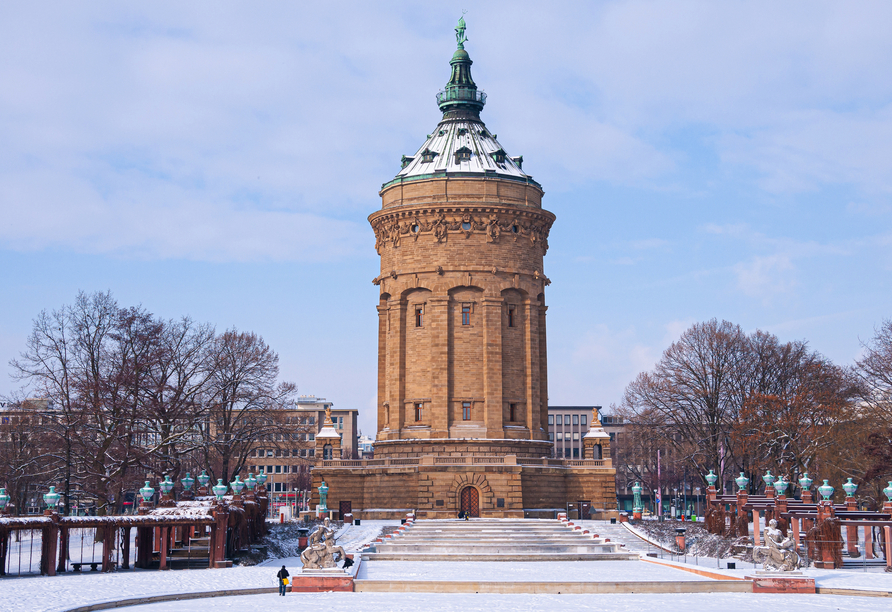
[747,576,815,594]
[290,574,354,593]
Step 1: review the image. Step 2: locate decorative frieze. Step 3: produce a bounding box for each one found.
[371,207,553,255]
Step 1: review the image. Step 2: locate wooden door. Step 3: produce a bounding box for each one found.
[339,500,352,519]
[460,487,479,517]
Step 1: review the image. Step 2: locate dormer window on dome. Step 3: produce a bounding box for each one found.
[401,155,414,169]
[491,149,507,164]
[457,128,468,136]
[454,146,472,163]
[421,149,439,163]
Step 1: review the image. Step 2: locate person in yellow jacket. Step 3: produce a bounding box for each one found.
[277,565,290,596]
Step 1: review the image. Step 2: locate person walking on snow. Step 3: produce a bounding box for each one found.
[277,565,290,596]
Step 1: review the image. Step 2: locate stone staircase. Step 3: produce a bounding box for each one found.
[363,518,639,562]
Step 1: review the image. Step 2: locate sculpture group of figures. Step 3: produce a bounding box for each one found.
[299,518,348,570]
[373,212,550,253]
[754,519,802,572]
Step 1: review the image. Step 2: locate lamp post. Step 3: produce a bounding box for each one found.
[181,472,195,495]
[43,486,61,516]
[799,473,813,503]
[631,482,643,520]
[197,470,210,496]
[159,475,175,504]
[138,481,155,514]
[256,471,268,493]
[212,479,228,504]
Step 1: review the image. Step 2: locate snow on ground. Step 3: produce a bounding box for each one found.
[357,560,710,582]
[124,592,890,612]
[3,520,397,612]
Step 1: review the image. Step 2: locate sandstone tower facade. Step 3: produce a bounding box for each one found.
[369,24,554,460]
[311,20,617,520]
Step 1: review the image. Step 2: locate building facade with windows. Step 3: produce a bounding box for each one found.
[245,395,358,493]
[310,20,616,520]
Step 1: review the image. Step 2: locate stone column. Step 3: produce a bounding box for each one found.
[376,302,389,432]
[211,506,229,568]
[429,294,451,437]
[387,298,407,435]
[121,527,131,570]
[523,298,540,438]
[159,525,169,570]
[57,526,68,574]
[537,303,549,438]
[101,525,114,572]
[482,296,503,438]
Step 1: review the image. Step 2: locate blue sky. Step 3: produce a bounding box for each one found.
[2,1,891,436]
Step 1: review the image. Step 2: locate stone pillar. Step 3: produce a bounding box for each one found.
[101,525,114,573]
[211,506,229,568]
[41,515,59,576]
[388,298,407,435]
[482,296,503,438]
[0,527,8,576]
[136,526,152,569]
[753,509,761,546]
[792,516,800,546]
[865,527,874,560]
[57,526,68,574]
[844,497,859,556]
[537,303,549,438]
[121,527,131,570]
[523,297,540,440]
[376,302,389,432]
[885,526,891,572]
[159,526,169,570]
[429,294,451,437]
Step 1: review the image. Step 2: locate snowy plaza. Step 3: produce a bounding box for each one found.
[3,519,892,612]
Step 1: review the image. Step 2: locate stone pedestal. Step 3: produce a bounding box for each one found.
[746,572,815,594]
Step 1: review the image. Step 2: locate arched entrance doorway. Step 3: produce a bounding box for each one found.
[460,486,479,517]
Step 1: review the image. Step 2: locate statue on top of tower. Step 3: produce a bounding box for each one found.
[456,13,468,49]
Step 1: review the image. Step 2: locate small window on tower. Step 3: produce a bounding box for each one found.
[454,146,472,163]
[507,304,516,328]
[490,148,507,164]
[461,304,472,326]
[414,402,423,422]
[457,128,468,136]
[415,306,423,327]
[462,402,471,421]
[509,403,517,422]
[421,148,438,163]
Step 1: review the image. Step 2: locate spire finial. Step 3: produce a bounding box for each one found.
[456,12,468,50]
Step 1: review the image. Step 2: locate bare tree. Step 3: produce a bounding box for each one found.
[200,329,296,485]
[618,319,748,487]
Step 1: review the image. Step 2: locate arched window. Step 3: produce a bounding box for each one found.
[323,444,333,460]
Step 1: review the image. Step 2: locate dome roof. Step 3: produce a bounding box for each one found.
[382,18,538,190]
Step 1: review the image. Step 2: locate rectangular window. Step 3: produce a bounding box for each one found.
[267,465,273,473]
[300,449,307,457]
[308,449,315,457]
[414,402,423,422]
[573,447,580,458]
[572,414,579,426]
[267,449,274,457]
[275,465,282,473]
[461,304,471,325]
[274,482,283,492]
[308,416,315,425]
[462,402,471,421]
[573,432,579,441]
[564,415,571,426]
[581,415,587,427]
[509,403,517,422]
[275,449,282,457]
[548,432,554,441]
[339,416,344,429]
[309,433,315,441]
[507,304,516,327]
[557,432,563,441]
[415,306,423,327]
[548,415,554,426]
